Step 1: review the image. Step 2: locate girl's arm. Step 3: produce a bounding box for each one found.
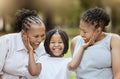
[111,34,120,79]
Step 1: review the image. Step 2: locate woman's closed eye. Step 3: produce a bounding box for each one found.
[34,35,39,38]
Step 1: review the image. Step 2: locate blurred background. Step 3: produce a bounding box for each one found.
[0,0,120,35]
[0,0,120,79]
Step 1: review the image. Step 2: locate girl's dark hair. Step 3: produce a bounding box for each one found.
[14,8,43,31]
[44,29,69,56]
[81,7,110,31]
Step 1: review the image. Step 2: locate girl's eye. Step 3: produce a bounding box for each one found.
[59,42,63,43]
[50,42,55,43]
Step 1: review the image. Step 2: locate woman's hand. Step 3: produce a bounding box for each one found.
[22,33,34,53]
[26,36,34,53]
[82,31,100,49]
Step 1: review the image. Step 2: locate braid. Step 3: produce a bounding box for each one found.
[81,7,110,30]
[14,8,43,31]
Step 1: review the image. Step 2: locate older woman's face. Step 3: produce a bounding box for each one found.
[23,23,45,50]
[79,20,96,43]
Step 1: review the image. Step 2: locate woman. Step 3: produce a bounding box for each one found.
[0,9,46,79]
[71,7,120,79]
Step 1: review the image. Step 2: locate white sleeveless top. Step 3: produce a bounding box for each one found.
[73,33,113,79]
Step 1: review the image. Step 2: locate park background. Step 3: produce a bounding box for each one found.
[0,0,120,79]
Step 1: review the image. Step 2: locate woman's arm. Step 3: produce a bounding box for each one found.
[68,36,85,70]
[70,36,78,55]
[68,45,85,70]
[28,50,41,76]
[68,32,98,70]
[26,36,41,76]
[68,36,95,70]
[0,37,9,76]
[111,34,120,79]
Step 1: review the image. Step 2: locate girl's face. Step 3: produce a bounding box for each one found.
[23,23,45,50]
[79,20,99,43]
[49,33,64,57]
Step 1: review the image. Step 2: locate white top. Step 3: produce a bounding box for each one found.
[36,56,72,79]
[73,33,113,79]
[0,32,46,79]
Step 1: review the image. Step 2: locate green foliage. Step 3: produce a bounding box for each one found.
[80,0,97,10]
[63,27,79,38]
[69,72,76,79]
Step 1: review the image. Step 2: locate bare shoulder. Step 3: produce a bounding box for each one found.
[111,33,120,42]
[110,33,120,76]
[71,35,80,54]
[111,33,120,48]
[71,35,80,46]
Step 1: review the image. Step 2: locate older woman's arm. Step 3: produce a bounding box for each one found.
[111,34,120,79]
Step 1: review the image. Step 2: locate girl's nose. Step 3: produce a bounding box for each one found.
[54,43,59,46]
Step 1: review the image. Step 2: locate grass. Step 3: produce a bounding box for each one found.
[69,72,76,79]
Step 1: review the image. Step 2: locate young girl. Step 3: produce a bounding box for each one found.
[27,29,97,79]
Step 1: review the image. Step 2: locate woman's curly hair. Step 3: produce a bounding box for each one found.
[81,7,110,31]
